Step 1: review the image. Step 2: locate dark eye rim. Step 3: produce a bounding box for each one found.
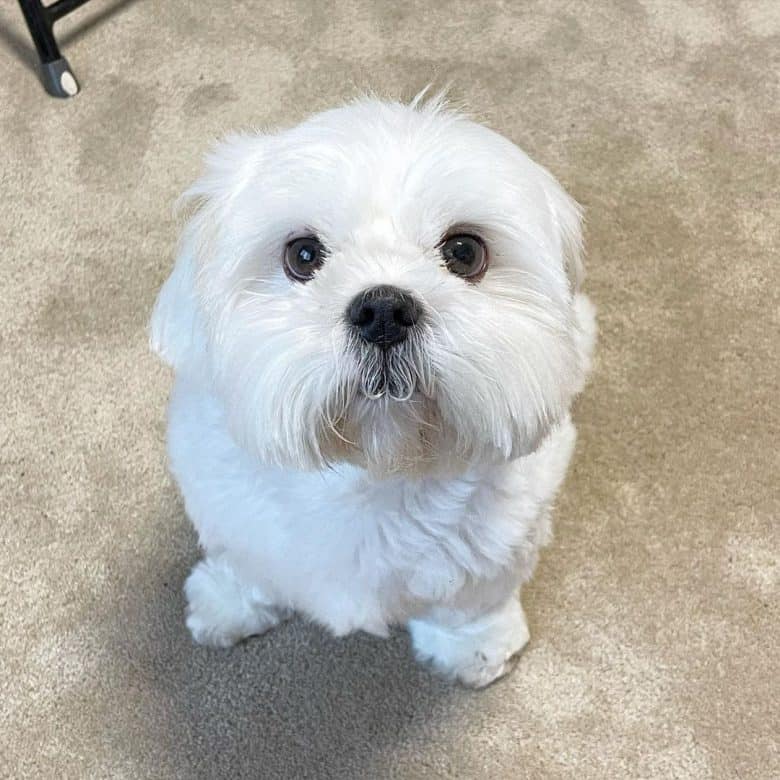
[439,231,489,281]
[284,235,326,282]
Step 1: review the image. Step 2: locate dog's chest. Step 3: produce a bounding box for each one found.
[326,465,539,605]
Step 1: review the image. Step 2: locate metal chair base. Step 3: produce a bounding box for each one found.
[18,0,91,98]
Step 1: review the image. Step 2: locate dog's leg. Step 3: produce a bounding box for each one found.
[408,595,530,688]
[184,557,287,648]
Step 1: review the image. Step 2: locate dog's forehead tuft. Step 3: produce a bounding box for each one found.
[266,99,502,184]
[251,100,529,237]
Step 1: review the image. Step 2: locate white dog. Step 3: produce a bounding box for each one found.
[150,93,595,687]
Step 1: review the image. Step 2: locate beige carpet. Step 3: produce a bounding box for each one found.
[1,1,777,777]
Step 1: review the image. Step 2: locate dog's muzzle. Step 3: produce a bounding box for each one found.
[346,285,427,401]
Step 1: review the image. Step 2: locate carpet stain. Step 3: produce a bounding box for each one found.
[77,77,158,193]
[182,81,238,117]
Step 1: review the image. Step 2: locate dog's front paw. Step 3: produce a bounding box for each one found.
[185,558,285,648]
[408,598,529,688]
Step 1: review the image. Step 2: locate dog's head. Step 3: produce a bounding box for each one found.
[151,95,592,476]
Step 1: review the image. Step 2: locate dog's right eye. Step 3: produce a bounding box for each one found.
[284,236,325,282]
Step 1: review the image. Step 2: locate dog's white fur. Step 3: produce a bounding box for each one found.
[151,94,596,687]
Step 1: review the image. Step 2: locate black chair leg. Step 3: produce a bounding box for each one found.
[18,0,91,97]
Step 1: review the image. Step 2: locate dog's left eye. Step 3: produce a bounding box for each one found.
[440,234,488,280]
[284,236,325,282]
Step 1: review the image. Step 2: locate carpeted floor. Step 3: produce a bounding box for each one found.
[1,1,777,778]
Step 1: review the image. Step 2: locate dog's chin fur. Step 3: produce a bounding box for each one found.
[329,393,462,479]
[151,93,596,687]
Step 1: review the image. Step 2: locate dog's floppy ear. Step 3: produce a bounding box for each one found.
[542,173,585,294]
[539,173,596,387]
[150,133,263,370]
[149,232,201,370]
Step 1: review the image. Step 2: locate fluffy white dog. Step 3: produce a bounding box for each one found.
[151,93,595,687]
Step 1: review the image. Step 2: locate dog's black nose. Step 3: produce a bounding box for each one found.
[347,285,421,347]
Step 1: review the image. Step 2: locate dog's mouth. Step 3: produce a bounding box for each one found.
[358,350,416,401]
[353,338,432,402]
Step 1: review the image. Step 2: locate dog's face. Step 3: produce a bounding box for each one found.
[152,97,588,475]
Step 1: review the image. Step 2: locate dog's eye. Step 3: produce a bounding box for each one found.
[284,236,325,282]
[440,234,488,280]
